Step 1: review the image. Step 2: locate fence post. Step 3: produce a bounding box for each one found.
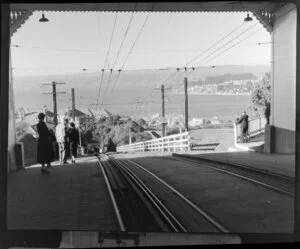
[187,132,190,152]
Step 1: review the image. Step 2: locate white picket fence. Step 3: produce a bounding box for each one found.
[117,132,190,153]
[234,117,266,144]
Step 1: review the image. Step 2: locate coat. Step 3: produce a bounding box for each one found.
[236,114,249,133]
[55,123,66,143]
[37,121,54,164]
[67,128,79,157]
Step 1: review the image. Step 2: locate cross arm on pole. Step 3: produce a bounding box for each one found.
[42,82,66,85]
[43,91,66,95]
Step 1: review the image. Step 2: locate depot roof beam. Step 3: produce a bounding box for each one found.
[10,2,283,13]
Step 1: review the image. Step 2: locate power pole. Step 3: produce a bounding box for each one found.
[71,88,75,121]
[184,77,189,131]
[161,84,166,137]
[42,81,66,126]
[129,126,132,144]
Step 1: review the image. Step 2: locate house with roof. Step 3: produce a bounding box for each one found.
[16,110,56,140]
[65,107,87,120]
[211,116,221,126]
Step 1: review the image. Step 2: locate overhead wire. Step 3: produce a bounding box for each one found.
[101,2,138,105]
[188,3,293,72]
[161,16,248,88]
[95,3,120,112]
[170,21,260,85]
[109,2,155,95]
[185,22,246,67]
[12,44,239,55]
[139,16,251,105]
[185,27,265,79]
[191,21,259,67]
[164,2,274,86]
[199,28,264,67]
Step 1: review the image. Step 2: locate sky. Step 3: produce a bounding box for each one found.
[11,11,271,77]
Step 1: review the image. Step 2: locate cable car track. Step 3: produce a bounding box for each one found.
[109,157,187,232]
[99,155,229,233]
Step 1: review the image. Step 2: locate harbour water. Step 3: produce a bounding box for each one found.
[98,90,250,121]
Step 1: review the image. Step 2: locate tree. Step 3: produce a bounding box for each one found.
[112,114,121,125]
[137,118,147,128]
[248,72,271,120]
[107,138,116,152]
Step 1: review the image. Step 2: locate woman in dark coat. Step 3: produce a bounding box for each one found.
[67,122,79,164]
[37,113,53,174]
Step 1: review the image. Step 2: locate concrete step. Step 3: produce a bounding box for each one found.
[228,141,264,152]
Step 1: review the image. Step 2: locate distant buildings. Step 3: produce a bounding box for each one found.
[211,116,220,125]
[65,107,87,120]
[172,79,259,95]
[15,108,56,139]
[189,118,205,127]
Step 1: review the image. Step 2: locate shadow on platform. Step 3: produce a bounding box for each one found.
[7,157,119,231]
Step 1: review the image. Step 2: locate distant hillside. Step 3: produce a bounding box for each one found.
[13,64,270,110]
[205,73,257,84]
[173,72,258,88]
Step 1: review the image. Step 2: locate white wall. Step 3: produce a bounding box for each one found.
[272,4,297,131]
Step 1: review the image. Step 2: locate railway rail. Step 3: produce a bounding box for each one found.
[172,154,294,197]
[96,155,229,233]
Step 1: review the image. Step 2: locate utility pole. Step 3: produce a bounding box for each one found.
[42,82,66,126]
[85,116,88,131]
[184,77,189,131]
[161,84,166,137]
[71,88,75,121]
[129,126,132,144]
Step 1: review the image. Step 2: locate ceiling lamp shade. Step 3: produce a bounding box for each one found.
[244,13,253,22]
[39,12,49,22]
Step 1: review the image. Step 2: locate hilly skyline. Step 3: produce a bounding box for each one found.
[13,64,270,114]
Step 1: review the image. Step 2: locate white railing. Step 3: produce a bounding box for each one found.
[117,132,190,153]
[234,117,267,144]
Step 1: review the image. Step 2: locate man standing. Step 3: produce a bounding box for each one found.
[265,102,271,125]
[56,117,70,164]
[236,111,249,143]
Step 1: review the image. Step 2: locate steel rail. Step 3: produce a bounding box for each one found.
[111,158,187,233]
[173,153,294,183]
[172,155,294,197]
[125,159,229,233]
[96,157,126,232]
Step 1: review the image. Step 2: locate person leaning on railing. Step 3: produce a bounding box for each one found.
[236,111,249,143]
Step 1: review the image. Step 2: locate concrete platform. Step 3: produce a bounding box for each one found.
[7,157,119,231]
[175,151,294,178]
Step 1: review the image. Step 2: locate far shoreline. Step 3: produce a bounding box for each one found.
[170,93,251,96]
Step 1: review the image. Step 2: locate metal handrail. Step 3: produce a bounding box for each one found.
[234,117,266,144]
